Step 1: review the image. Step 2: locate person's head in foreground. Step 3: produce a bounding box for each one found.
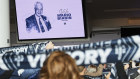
[40,51,82,79]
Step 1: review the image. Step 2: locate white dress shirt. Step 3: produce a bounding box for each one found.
[35,15,48,32]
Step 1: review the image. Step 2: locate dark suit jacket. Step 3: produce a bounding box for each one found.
[26,14,51,33]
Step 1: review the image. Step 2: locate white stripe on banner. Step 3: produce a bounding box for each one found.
[128,37,137,61]
[132,35,140,61]
[9,53,17,69]
[4,53,12,69]
[122,38,131,62]
[0,54,8,70]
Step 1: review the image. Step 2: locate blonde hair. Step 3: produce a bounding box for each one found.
[40,51,82,79]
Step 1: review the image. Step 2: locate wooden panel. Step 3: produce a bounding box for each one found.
[128,18,140,25]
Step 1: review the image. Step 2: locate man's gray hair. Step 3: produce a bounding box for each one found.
[34,2,43,9]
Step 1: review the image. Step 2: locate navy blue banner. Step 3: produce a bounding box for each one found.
[0,35,140,70]
[0,42,49,70]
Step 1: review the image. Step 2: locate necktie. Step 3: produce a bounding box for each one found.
[39,18,45,32]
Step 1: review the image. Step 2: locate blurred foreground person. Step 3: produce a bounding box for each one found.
[40,51,82,79]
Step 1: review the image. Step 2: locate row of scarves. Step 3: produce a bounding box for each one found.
[0,35,140,70]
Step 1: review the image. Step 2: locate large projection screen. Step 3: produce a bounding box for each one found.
[15,0,87,40]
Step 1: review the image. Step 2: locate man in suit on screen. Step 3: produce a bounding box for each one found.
[26,2,51,33]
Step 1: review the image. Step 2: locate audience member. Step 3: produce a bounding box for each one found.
[40,51,82,79]
[104,72,111,79]
[115,61,128,79]
[77,65,86,76]
[127,61,140,79]
[84,64,104,77]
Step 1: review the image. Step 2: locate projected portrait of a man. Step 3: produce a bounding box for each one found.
[25,2,51,33]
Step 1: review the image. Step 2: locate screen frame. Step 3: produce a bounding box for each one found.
[15,0,88,41]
